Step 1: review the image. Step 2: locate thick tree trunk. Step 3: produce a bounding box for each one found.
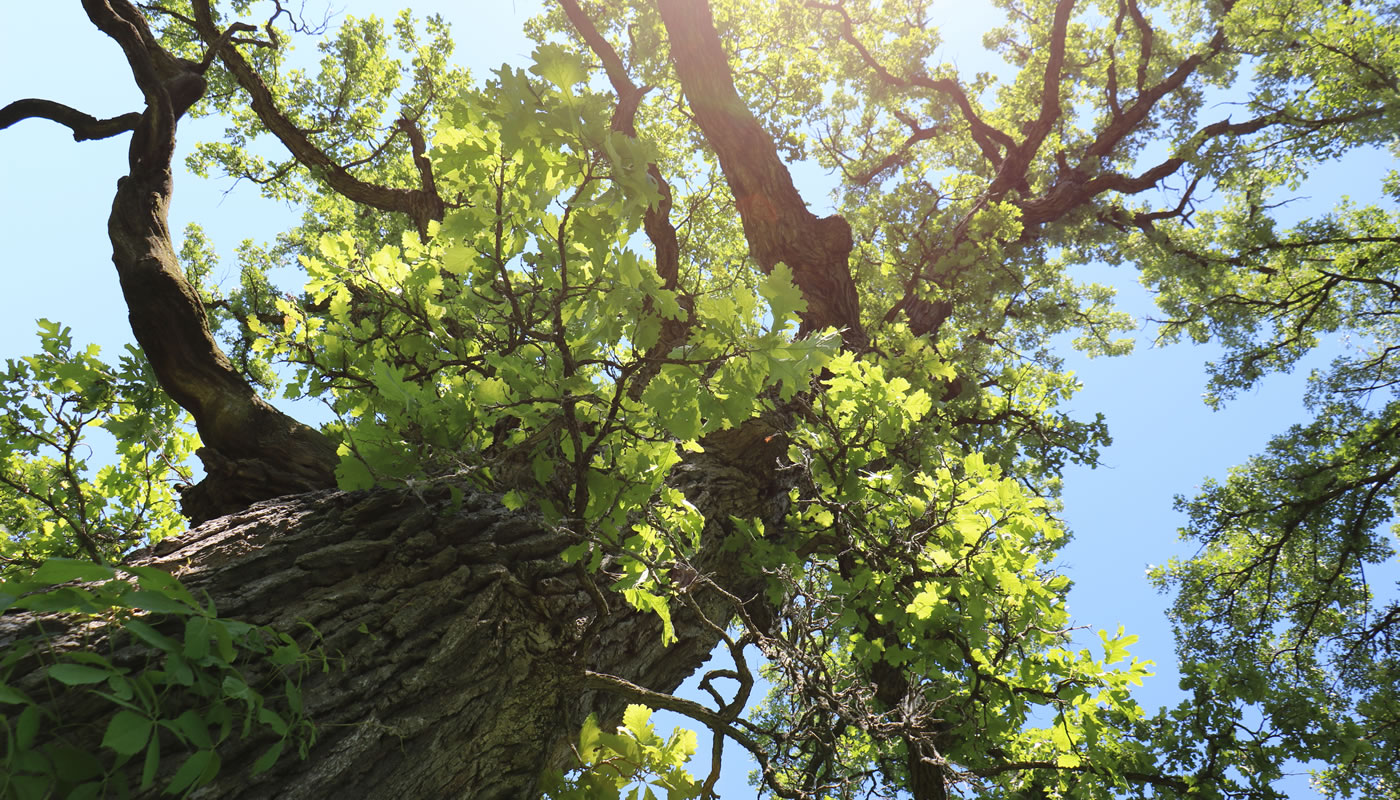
[0,490,690,798]
[1,433,785,798]
[164,488,596,798]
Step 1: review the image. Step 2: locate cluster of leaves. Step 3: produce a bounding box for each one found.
[514,0,1400,792]
[0,321,197,569]
[145,6,480,400]
[735,345,1156,796]
[159,19,1148,791]
[0,559,322,799]
[1144,271,1400,796]
[248,51,840,636]
[542,705,703,800]
[178,224,285,392]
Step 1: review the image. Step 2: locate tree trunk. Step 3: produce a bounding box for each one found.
[0,432,785,798]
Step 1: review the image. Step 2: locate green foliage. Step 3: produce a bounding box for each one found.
[1147,397,1400,797]
[1138,201,1400,407]
[1114,7,1400,790]
[183,9,468,207]
[541,705,702,800]
[0,560,321,799]
[0,322,197,569]
[9,0,1400,795]
[747,350,1156,794]
[247,48,844,639]
[179,224,284,392]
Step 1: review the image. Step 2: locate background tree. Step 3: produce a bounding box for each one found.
[1,0,1396,798]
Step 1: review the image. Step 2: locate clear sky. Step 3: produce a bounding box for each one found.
[2,1,1393,796]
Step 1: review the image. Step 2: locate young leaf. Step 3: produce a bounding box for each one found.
[31,559,117,584]
[102,710,153,756]
[48,663,114,686]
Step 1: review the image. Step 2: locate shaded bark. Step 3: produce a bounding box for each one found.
[1,413,788,797]
[0,489,622,797]
[69,0,340,523]
[106,158,338,524]
[150,487,665,799]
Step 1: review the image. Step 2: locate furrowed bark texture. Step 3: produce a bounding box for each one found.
[167,489,638,799]
[1,429,786,799]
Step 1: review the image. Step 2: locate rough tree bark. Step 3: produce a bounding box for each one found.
[0,432,784,797]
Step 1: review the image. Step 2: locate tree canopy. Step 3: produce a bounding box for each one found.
[1,0,1397,798]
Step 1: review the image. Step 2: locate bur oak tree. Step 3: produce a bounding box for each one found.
[1,0,1397,798]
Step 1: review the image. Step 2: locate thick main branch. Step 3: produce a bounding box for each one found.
[66,0,338,523]
[657,0,865,346]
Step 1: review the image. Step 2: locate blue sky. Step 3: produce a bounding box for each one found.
[2,2,1393,796]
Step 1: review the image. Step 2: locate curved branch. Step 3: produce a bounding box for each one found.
[0,99,140,141]
[852,121,945,186]
[69,0,338,523]
[188,0,445,239]
[395,115,440,234]
[558,0,694,395]
[559,0,635,98]
[1024,0,1077,155]
[657,0,865,347]
[1125,0,1154,93]
[1083,24,1229,161]
[80,0,168,97]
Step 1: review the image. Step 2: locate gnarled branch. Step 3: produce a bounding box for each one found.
[657,0,865,347]
[0,99,141,141]
[50,0,340,523]
[187,0,445,240]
